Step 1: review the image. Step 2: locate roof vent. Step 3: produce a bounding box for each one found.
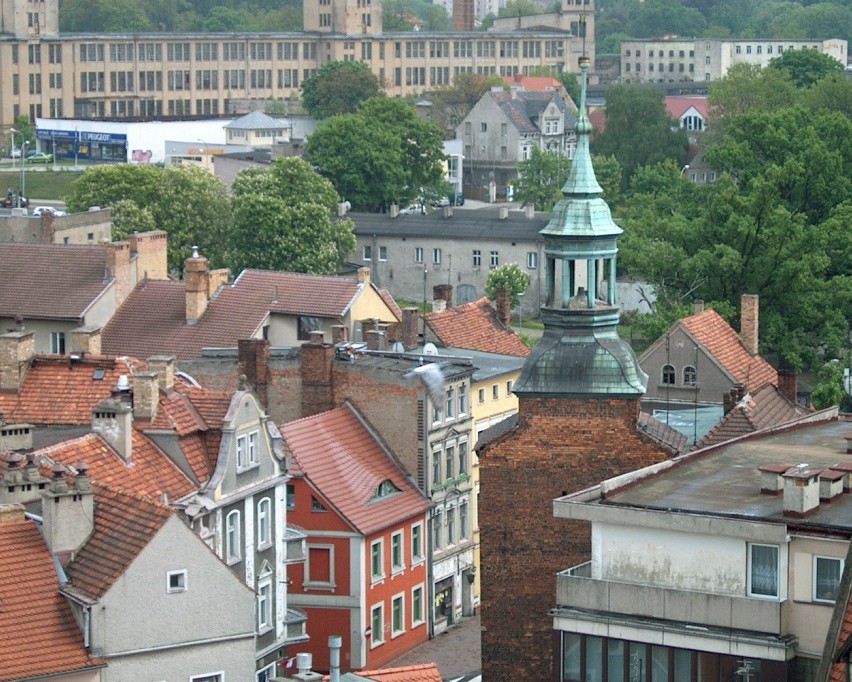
[829,462,852,492]
[820,469,845,501]
[782,464,821,517]
[758,464,788,495]
[115,374,131,392]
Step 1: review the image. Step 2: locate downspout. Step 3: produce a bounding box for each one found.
[425,391,435,639]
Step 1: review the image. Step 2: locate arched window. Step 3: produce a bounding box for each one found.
[683,366,697,386]
[226,510,241,563]
[257,498,271,548]
[662,364,675,385]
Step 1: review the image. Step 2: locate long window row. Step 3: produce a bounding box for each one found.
[432,439,469,488]
[431,385,468,424]
[370,583,425,648]
[660,364,696,387]
[224,495,273,564]
[431,500,470,550]
[370,522,425,583]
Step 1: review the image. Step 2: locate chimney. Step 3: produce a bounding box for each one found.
[133,372,159,420]
[693,300,704,315]
[778,370,797,405]
[495,287,511,327]
[0,503,26,524]
[499,205,509,220]
[819,469,844,502]
[365,329,385,351]
[41,464,95,564]
[433,284,453,308]
[185,246,209,324]
[128,230,169,282]
[292,652,323,682]
[402,307,419,349]
[328,636,342,682]
[40,210,56,243]
[0,422,33,452]
[92,397,133,462]
[0,328,35,391]
[146,355,176,392]
[432,299,447,313]
[782,464,821,517]
[206,268,230,297]
[301,332,334,417]
[740,294,759,356]
[104,240,132,307]
[238,340,270,406]
[758,464,788,495]
[525,204,535,219]
[69,326,102,356]
[331,325,347,345]
[356,267,371,287]
[389,203,400,218]
[829,462,852,492]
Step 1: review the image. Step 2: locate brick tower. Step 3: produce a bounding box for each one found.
[477,56,673,681]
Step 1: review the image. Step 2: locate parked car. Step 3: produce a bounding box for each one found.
[400,203,426,215]
[9,147,21,159]
[32,206,66,217]
[450,193,465,207]
[428,196,451,208]
[26,152,53,164]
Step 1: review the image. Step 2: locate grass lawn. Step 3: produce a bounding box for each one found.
[19,169,83,201]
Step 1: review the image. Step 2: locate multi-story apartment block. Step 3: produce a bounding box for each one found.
[621,37,847,84]
[0,0,593,130]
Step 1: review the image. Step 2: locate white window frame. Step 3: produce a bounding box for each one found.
[447,505,456,545]
[415,247,423,263]
[814,556,844,604]
[411,522,424,566]
[391,530,405,574]
[411,584,425,628]
[50,331,65,354]
[433,510,442,550]
[379,245,387,261]
[363,245,372,261]
[458,384,468,415]
[236,434,247,469]
[166,569,187,593]
[433,248,442,265]
[257,497,272,549]
[391,592,405,638]
[445,388,455,419]
[225,510,241,564]
[527,251,538,269]
[478,387,485,404]
[371,538,385,583]
[248,431,258,465]
[256,663,275,682]
[492,384,499,400]
[370,602,385,647]
[747,543,779,599]
[191,673,223,682]
[257,578,273,633]
[460,500,469,539]
[490,251,499,268]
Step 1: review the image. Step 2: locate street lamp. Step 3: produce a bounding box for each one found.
[19,139,29,209]
[517,292,524,330]
[9,127,18,171]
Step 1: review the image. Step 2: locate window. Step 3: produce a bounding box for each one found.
[363,245,372,261]
[167,569,187,593]
[257,579,272,632]
[415,247,423,263]
[312,496,327,512]
[447,507,455,544]
[445,446,455,479]
[248,431,258,465]
[490,251,499,268]
[433,248,442,265]
[433,452,441,486]
[432,399,442,423]
[473,250,481,267]
[236,435,247,469]
[391,531,404,573]
[379,246,387,261]
[191,674,223,682]
[371,539,384,581]
[506,380,513,395]
[412,585,425,627]
[370,603,385,646]
[50,332,65,355]
[459,442,468,475]
[445,389,455,418]
[411,523,424,564]
[226,510,241,563]
[683,366,697,386]
[492,384,499,400]
[527,252,538,269]
[287,484,295,510]
[257,497,272,548]
[480,122,487,133]
[460,501,469,539]
[478,388,486,404]
[458,384,468,414]
[433,510,442,549]
[662,364,675,385]
[748,543,779,598]
[297,316,320,341]
[392,594,405,636]
[815,556,844,603]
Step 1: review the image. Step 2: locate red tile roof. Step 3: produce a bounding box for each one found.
[0,512,103,681]
[696,383,810,450]
[38,432,197,500]
[343,664,443,682]
[424,297,530,357]
[0,243,113,321]
[281,404,431,535]
[665,96,709,121]
[0,355,146,424]
[102,269,370,359]
[378,288,403,323]
[65,485,173,601]
[681,309,777,391]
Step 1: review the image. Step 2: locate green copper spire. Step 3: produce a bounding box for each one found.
[561,56,602,197]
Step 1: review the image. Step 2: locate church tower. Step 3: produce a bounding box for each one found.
[477,56,673,681]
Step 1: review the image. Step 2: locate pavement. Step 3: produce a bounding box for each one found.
[385,613,481,681]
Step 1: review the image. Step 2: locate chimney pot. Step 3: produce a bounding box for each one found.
[495,287,511,327]
[782,465,821,517]
[740,294,760,356]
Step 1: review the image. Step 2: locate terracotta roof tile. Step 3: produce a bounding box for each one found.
[38,432,196,500]
[378,288,403,322]
[343,664,443,682]
[102,270,367,359]
[65,485,173,601]
[178,433,216,483]
[424,298,530,357]
[0,243,113,321]
[681,309,777,391]
[281,405,432,535]
[0,514,103,681]
[638,412,688,455]
[665,96,709,120]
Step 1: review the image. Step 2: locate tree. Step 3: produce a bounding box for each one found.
[306,98,446,212]
[768,47,845,88]
[486,263,530,309]
[591,85,689,187]
[706,63,798,134]
[499,0,543,17]
[555,72,580,107]
[514,147,571,211]
[632,0,707,38]
[60,0,152,31]
[301,61,383,120]
[420,72,506,135]
[811,361,846,410]
[229,158,356,274]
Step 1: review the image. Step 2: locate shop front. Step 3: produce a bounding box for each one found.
[37,129,128,163]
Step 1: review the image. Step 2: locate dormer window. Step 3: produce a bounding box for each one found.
[374,479,401,499]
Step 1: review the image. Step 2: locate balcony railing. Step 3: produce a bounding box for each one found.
[284,525,307,564]
[556,563,782,635]
[431,472,471,494]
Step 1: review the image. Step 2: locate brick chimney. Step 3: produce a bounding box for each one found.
[778,370,797,405]
[238,339,270,406]
[402,307,419,349]
[433,284,453,309]
[133,372,159,421]
[0,328,35,391]
[782,464,821,517]
[185,246,209,324]
[331,325,347,345]
[356,267,371,287]
[301,331,334,417]
[147,355,176,392]
[92,396,133,462]
[40,210,56,243]
[104,240,132,307]
[365,329,386,351]
[495,287,511,327]
[128,230,169,282]
[693,300,704,315]
[69,326,102,356]
[740,294,759,356]
[41,463,94,565]
[0,503,26,524]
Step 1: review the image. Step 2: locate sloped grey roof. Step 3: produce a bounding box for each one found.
[491,90,576,134]
[224,111,286,131]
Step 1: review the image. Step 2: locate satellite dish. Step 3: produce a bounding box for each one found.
[391,341,404,353]
[423,342,438,356]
